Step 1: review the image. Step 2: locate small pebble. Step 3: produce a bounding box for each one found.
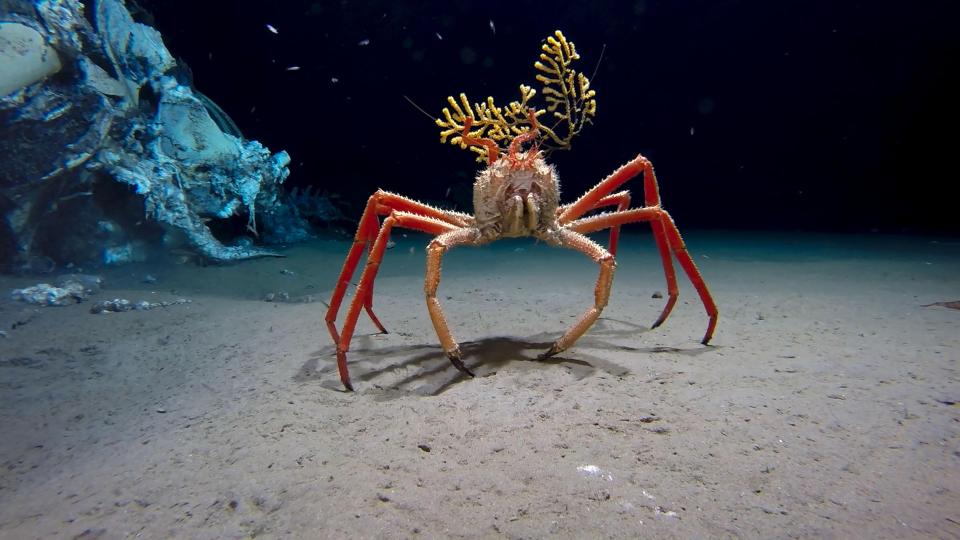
[417,444,431,452]
[651,291,663,299]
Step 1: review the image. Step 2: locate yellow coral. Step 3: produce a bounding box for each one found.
[436,30,597,163]
[535,31,598,150]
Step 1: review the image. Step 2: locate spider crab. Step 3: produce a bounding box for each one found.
[325,32,717,391]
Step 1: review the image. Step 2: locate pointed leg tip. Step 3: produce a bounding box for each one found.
[538,344,562,360]
[336,349,354,391]
[702,319,718,345]
[447,351,474,377]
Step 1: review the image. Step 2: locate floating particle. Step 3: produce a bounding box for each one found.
[459,46,477,65]
[489,20,496,34]
[358,38,370,46]
[689,127,695,135]
[697,97,715,114]
[330,77,339,83]
[286,66,301,71]
[445,187,451,197]
[436,32,443,40]
[266,24,278,34]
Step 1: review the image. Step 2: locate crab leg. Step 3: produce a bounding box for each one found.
[539,230,616,358]
[327,190,470,343]
[559,155,659,223]
[559,190,632,256]
[569,207,718,345]
[559,155,681,329]
[330,210,460,390]
[424,227,482,375]
[579,194,679,327]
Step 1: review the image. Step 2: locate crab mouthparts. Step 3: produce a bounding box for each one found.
[524,194,539,230]
[508,193,539,232]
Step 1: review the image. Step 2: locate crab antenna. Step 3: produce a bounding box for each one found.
[460,117,500,165]
[403,95,438,122]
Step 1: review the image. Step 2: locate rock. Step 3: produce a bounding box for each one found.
[1,0,307,269]
[12,281,84,306]
[0,22,62,96]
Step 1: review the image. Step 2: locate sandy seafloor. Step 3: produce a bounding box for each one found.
[0,231,957,539]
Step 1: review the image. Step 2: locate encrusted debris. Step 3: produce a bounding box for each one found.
[1,0,309,268]
[89,298,192,314]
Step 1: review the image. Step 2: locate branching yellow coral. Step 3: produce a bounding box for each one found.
[535,31,598,150]
[436,30,597,163]
[437,87,539,162]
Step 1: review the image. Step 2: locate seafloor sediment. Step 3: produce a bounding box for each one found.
[0,232,957,538]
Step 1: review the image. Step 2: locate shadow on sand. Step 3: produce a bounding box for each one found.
[297,318,715,396]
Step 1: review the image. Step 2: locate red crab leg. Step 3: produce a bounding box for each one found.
[332,210,460,391]
[594,191,630,256]
[569,207,718,345]
[559,155,681,330]
[327,190,471,343]
[558,190,633,256]
[424,227,482,375]
[559,154,659,223]
[539,229,616,358]
[360,193,471,323]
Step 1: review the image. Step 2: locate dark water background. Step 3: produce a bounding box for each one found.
[139,0,958,235]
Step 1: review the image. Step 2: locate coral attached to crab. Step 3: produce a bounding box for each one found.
[435,30,597,163]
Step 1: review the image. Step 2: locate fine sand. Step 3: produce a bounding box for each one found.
[0,232,958,538]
